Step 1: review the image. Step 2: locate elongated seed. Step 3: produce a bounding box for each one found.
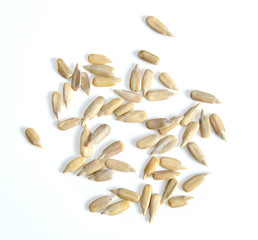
[113,102,135,117]
[114,90,142,103]
[152,170,181,180]
[158,116,184,135]
[99,141,124,160]
[57,118,82,130]
[180,103,201,126]
[88,54,112,64]
[57,58,72,79]
[168,196,194,208]
[145,118,173,130]
[182,173,209,192]
[143,156,159,180]
[187,142,207,166]
[62,157,86,174]
[77,159,104,176]
[52,91,61,120]
[110,188,140,202]
[89,195,114,212]
[105,159,136,172]
[159,72,178,90]
[71,63,81,91]
[160,157,186,170]
[191,90,222,104]
[80,125,93,158]
[149,194,161,223]
[81,72,90,95]
[88,169,114,182]
[146,90,175,101]
[101,200,130,215]
[161,178,178,204]
[93,76,121,87]
[199,109,211,138]
[25,128,42,148]
[180,122,199,148]
[150,135,178,155]
[116,110,147,123]
[146,16,174,37]
[84,64,114,76]
[88,124,111,145]
[142,69,154,96]
[138,50,160,65]
[141,184,152,215]
[210,113,226,140]
[130,64,142,92]
[136,134,163,149]
[98,98,123,116]
[63,83,71,109]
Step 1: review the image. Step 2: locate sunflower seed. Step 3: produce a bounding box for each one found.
[88,54,112,64]
[159,72,178,90]
[146,16,174,37]
[180,122,199,148]
[84,64,114,76]
[77,159,104,176]
[80,125,93,158]
[110,188,140,202]
[129,64,142,92]
[191,90,222,104]
[81,72,90,95]
[149,194,161,223]
[105,159,136,172]
[146,90,175,101]
[141,184,152,215]
[88,124,111,145]
[199,109,211,138]
[63,83,71,109]
[152,170,181,180]
[101,200,130,215]
[160,157,186,170]
[161,178,178,204]
[143,156,159,180]
[116,110,147,123]
[142,69,154,96]
[71,63,81,91]
[88,169,114,182]
[150,135,178,155]
[113,102,135,117]
[62,157,86,174]
[52,91,61,120]
[187,142,207,166]
[145,118,173,130]
[25,128,42,148]
[210,113,226,140]
[57,118,82,130]
[138,50,160,65]
[114,90,142,103]
[180,103,201,126]
[182,173,209,192]
[98,98,123,116]
[57,58,72,79]
[99,141,124,160]
[158,116,184,135]
[168,196,194,208]
[89,195,115,212]
[136,134,163,149]
[93,76,121,87]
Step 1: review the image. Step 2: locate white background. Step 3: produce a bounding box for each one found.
[1,0,258,239]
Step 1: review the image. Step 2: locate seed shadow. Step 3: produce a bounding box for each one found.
[50,57,57,71]
[184,89,192,98]
[123,63,136,89]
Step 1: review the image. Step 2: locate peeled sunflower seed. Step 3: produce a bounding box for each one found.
[62,157,86,174]
[52,91,61,120]
[142,69,154,96]
[71,63,81,91]
[146,16,174,37]
[136,134,163,149]
[89,195,115,212]
[210,113,226,140]
[116,110,147,123]
[161,178,178,204]
[159,72,178,90]
[105,159,136,172]
[81,72,90,95]
[199,109,211,138]
[110,188,140,202]
[114,90,142,103]
[93,76,121,87]
[168,196,194,208]
[150,135,178,155]
[101,200,130,216]
[80,125,93,158]
[191,90,222,104]
[180,103,201,126]
[145,118,173,130]
[57,118,82,130]
[84,64,114,76]
[98,141,124,160]
[98,98,123,116]
[146,90,175,101]
[182,173,209,192]
[141,184,152,215]
[143,156,160,180]
[87,124,111,146]
[63,82,71,109]
[160,157,186,170]
[88,54,112,64]
[149,194,161,223]
[57,58,72,79]
[82,96,105,125]
[187,142,207,166]
[77,159,104,176]
[129,64,142,92]
[113,102,135,117]
[138,50,160,65]
[25,128,42,148]
[152,170,181,180]
[158,116,184,135]
[88,169,114,182]
[180,121,199,148]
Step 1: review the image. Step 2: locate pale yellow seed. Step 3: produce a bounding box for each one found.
[114,90,142,103]
[81,72,90,95]
[180,103,201,126]
[88,54,112,64]
[146,16,174,37]
[113,102,135,117]
[187,142,207,166]
[145,118,173,130]
[116,110,147,123]
[62,157,86,174]
[180,122,199,148]
[159,72,178,90]
[152,170,181,180]
[160,157,186,170]
[57,58,72,79]
[146,90,175,101]
[129,63,142,92]
[138,50,160,65]
[158,116,184,135]
[88,169,114,182]
[182,173,209,192]
[110,188,140,202]
[191,90,222,104]
[87,124,111,145]
[57,118,82,130]
[168,196,194,208]
[101,200,130,216]
[105,159,136,172]
[99,141,124,160]
[150,135,178,155]
[141,184,152,215]
[80,125,93,158]
[83,64,114,77]
[136,134,163,149]
[149,194,161,223]
[142,69,154,96]
[210,113,226,140]
[98,98,123,116]
[89,195,114,212]
[143,156,160,180]
[25,128,42,148]
[93,76,121,87]
[71,63,81,91]
[52,91,61,120]
[63,82,71,109]
[199,109,211,138]
[77,159,104,176]
[161,178,178,204]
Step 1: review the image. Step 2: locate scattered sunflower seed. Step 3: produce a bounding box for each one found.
[98,141,124,160]
[63,82,71,109]
[150,135,178,155]
[87,124,111,146]
[180,103,201,126]
[146,89,175,101]
[161,178,178,204]
[84,64,114,76]
[209,113,226,140]
[149,193,161,223]
[88,169,114,182]
[182,173,209,192]
[130,64,142,92]
[77,159,105,176]
[158,116,184,135]
[138,50,160,65]
[88,54,112,64]
[187,142,207,166]
[146,16,174,37]
[114,90,142,103]
[105,159,136,172]
[145,118,173,130]
[191,90,222,104]
[101,200,130,216]
[110,188,140,202]
[57,118,82,131]
[160,157,186,170]
[141,184,152,216]
[62,157,86,174]
[143,156,160,180]
[93,76,121,87]
[116,110,147,123]
[57,58,72,79]
[159,72,178,90]
[142,69,154,96]
[180,121,199,148]
[168,196,194,208]
[113,102,135,117]
[80,125,93,158]
[71,63,81,91]
[81,72,90,95]
[199,109,211,138]
[136,134,163,149]
[25,128,42,148]
[52,91,62,120]
[152,170,181,180]
[89,195,114,212]
[98,98,123,116]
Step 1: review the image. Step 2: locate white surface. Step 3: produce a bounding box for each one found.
[1,0,258,239]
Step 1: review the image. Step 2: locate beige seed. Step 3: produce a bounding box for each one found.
[191,90,222,104]
[99,141,124,160]
[57,58,72,79]
[114,90,142,103]
[80,125,93,158]
[158,116,184,135]
[62,157,86,174]
[101,200,130,216]
[145,118,173,130]
[168,196,194,208]
[105,159,136,172]
[142,69,154,96]
[150,135,178,155]
[88,169,114,182]
[83,64,114,76]
[110,188,140,202]
[98,98,123,116]
[52,91,61,120]
[180,121,199,148]
[210,113,226,140]
[136,134,163,149]
[182,173,209,192]
[161,178,178,204]
[63,83,71,109]
[130,64,142,92]
[141,184,152,215]
[149,194,161,223]
[160,157,186,170]
[113,102,135,117]
[138,50,160,65]
[71,63,81,91]
[88,54,112,64]
[25,128,42,148]
[199,109,211,138]
[81,72,90,95]
[93,76,121,87]
[187,142,207,166]
[143,156,159,180]
[82,96,105,125]
[146,90,175,101]
[152,170,181,180]
[180,103,201,126]
[89,195,114,212]
[146,16,174,37]
[77,159,104,176]
[57,118,82,130]
[88,124,111,146]
[116,110,147,123]
[159,72,178,90]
